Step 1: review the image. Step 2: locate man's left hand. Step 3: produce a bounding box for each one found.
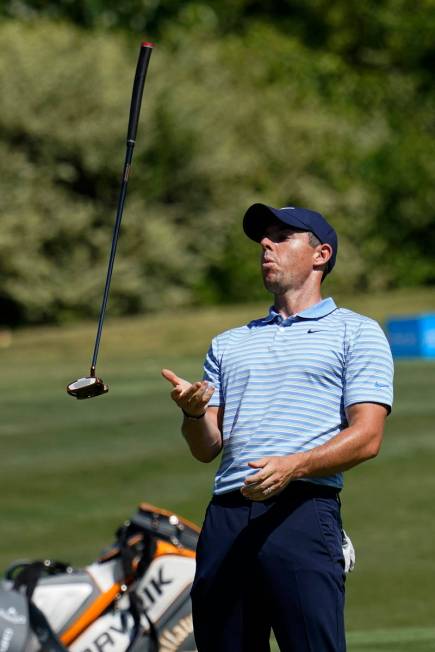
[241,455,302,501]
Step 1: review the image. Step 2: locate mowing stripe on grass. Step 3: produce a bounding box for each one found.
[347,626,435,645]
[271,627,435,651]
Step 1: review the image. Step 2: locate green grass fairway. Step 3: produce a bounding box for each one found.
[1,288,435,648]
[271,626,435,651]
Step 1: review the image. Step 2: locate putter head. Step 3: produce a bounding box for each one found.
[66,376,109,400]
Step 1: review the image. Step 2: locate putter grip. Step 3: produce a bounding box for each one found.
[126,42,154,144]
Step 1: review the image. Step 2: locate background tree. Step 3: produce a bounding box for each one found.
[0,2,434,325]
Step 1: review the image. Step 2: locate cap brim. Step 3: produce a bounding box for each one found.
[243,203,308,242]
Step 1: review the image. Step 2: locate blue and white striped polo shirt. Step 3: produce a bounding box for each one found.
[203,297,394,495]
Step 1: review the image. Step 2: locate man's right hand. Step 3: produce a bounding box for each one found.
[161,368,215,417]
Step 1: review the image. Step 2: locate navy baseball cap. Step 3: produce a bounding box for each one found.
[243,203,338,275]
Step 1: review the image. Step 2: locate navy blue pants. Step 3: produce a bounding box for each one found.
[191,482,346,651]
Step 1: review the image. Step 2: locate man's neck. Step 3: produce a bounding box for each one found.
[273,287,323,319]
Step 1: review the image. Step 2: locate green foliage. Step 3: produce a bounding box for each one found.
[0,12,434,325]
[3,0,435,83]
[0,22,202,323]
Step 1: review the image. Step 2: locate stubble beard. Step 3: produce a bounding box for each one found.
[262,270,291,296]
[262,266,306,297]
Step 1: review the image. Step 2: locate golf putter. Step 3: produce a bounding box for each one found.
[67,42,154,400]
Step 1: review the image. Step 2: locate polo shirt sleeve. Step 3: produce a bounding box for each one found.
[343,319,394,412]
[203,337,223,407]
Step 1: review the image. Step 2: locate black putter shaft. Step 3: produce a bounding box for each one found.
[90,42,154,377]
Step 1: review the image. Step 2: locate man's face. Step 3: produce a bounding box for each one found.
[259,219,319,294]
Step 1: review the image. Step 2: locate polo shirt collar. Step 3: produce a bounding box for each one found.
[262,297,337,323]
[297,297,337,319]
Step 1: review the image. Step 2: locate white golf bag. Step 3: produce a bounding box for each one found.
[0,503,199,652]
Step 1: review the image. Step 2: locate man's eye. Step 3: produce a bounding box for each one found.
[264,230,294,242]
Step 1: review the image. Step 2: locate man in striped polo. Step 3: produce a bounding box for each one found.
[162,203,393,651]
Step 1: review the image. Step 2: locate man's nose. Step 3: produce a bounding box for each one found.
[260,235,274,248]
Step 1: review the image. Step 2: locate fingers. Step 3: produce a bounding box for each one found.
[243,471,265,486]
[241,464,274,499]
[188,382,215,405]
[241,477,281,501]
[161,368,185,387]
[178,380,214,415]
[175,380,210,402]
[241,457,287,501]
[161,368,197,397]
[243,459,270,488]
[248,458,267,469]
[162,368,215,415]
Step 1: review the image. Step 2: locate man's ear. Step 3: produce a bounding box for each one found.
[313,243,333,268]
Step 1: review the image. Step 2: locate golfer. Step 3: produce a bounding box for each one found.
[162,203,393,651]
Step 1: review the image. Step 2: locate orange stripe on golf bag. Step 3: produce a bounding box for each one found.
[60,582,122,646]
[153,540,196,559]
[139,502,201,534]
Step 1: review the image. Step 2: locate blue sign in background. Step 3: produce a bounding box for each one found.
[386,314,435,358]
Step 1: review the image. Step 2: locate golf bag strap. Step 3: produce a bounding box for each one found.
[11,560,72,599]
[117,524,159,652]
[12,562,70,652]
[29,602,69,652]
[12,561,47,600]
[125,591,159,652]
